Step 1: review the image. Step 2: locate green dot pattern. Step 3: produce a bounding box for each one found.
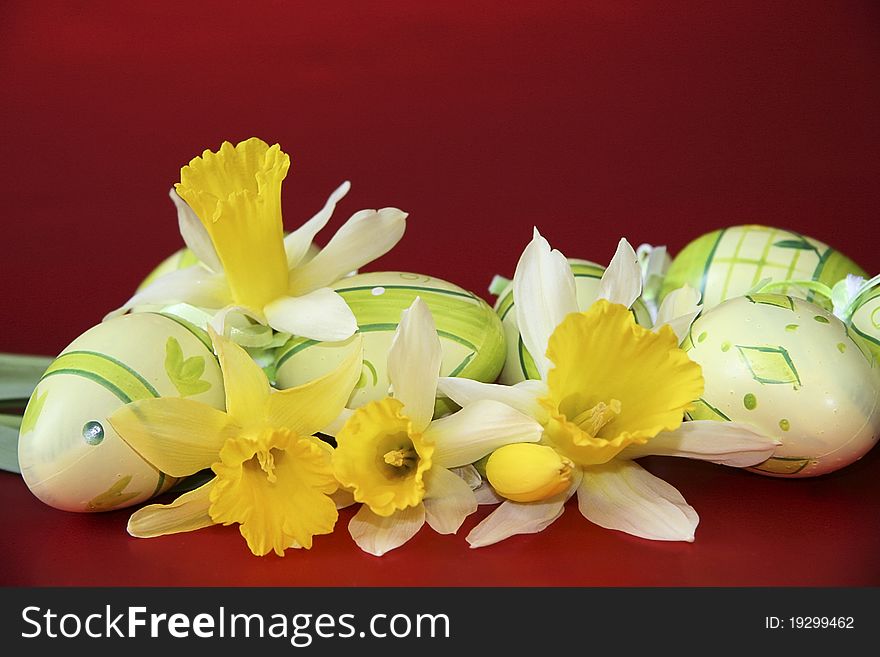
[785,324,798,332]
[813,315,830,324]
[743,393,757,410]
[721,341,731,352]
[698,332,708,343]
[779,419,790,431]
[837,343,846,353]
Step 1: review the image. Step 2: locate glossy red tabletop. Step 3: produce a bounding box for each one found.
[1,1,878,586]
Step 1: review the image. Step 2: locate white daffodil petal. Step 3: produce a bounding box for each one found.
[331,487,356,510]
[512,228,579,380]
[321,408,354,437]
[474,483,505,505]
[597,238,643,308]
[450,464,482,490]
[425,399,544,469]
[127,480,215,538]
[423,467,478,535]
[208,305,267,336]
[437,377,547,421]
[348,503,426,557]
[289,207,408,295]
[654,284,702,342]
[577,460,699,542]
[387,298,442,433]
[263,289,357,342]
[466,471,580,548]
[104,266,230,320]
[657,312,701,344]
[619,421,779,467]
[170,188,223,273]
[284,181,351,269]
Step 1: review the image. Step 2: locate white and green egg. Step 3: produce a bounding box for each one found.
[18,313,224,512]
[661,225,866,312]
[683,293,880,477]
[492,259,653,385]
[274,271,506,417]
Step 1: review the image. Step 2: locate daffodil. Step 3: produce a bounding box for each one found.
[438,230,779,546]
[332,298,544,556]
[107,327,363,556]
[108,137,408,342]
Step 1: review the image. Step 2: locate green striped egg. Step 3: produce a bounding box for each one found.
[661,225,866,312]
[683,294,880,477]
[18,313,224,512]
[848,284,880,363]
[274,272,505,417]
[493,259,653,385]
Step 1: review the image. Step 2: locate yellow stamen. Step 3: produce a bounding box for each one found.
[257,449,277,483]
[570,399,621,437]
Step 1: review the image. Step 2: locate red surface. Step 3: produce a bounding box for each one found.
[1,1,879,586]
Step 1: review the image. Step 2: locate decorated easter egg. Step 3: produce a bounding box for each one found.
[18,313,225,512]
[661,225,866,312]
[683,294,880,477]
[274,271,505,416]
[848,284,880,363]
[493,259,653,384]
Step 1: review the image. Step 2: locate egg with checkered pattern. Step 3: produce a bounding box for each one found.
[661,225,866,312]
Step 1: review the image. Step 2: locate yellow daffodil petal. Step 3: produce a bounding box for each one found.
[288,207,408,295]
[422,467,478,535]
[176,138,290,309]
[512,228,579,380]
[486,443,575,503]
[387,297,442,433]
[210,429,338,556]
[543,300,704,466]
[348,503,426,557]
[267,334,363,436]
[576,459,698,542]
[333,398,434,517]
[209,327,270,429]
[109,398,240,477]
[466,469,581,549]
[127,480,216,538]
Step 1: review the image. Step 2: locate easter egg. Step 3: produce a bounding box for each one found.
[493,259,653,384]
[18,313,225,512]
[274,272,505,416]
[848,284,880,363]
[682,294,880,477]
[661,225,866,312]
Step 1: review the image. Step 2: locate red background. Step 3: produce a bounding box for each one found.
[1,1,878,586]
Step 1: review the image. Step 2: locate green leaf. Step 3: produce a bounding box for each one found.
[773,239,816,251]
[0,353,53,401]
[0,414,22,474]
[179,356,206,381]
[165,337,211,397]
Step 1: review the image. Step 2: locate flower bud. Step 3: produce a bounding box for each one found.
[486,443,574,503]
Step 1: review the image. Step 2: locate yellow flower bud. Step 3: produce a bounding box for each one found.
[486,443,574,503]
